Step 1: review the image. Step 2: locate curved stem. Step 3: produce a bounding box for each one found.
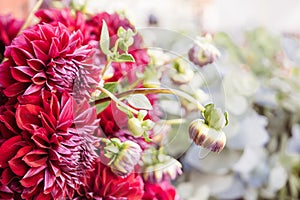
[18,0,43,35]
[97,86,139,115]
[94,87,205,112]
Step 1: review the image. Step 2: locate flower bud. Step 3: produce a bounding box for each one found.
[203,104,228,130]
[140,148,182,183]
[101,138,142,176]
[128,117,145,137]
[188,35,220,67]
[189,119,226,153]
[171,59,194,84]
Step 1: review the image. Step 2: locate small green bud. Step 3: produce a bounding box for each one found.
[128,117,144,137]
[203,104,228,130]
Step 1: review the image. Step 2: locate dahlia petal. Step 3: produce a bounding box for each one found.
[20,166,45,187]
[10,47,34,66]
[16,104,43,131]
[27,59,45,71]
[8,146,32,176]
[0,185,14,199]
[23,84,43,95]
[44,168,56,194]
[41,91,60,121]
[23,149,48,167]
[55,144,72,155]
[0,60,15,87]
[48,160,60,176]
[3,82,29,97]
[38,23,56,41]
[31,41,49,63]
[57,97,73,131]
[49,149,62,161]
[40,112,56,133]
[49,38,59,58]
[11,66,35,82]
[1,168,16,185]
[31,72,47,85]
[0,135,22,167]
[0,110,19,135]
[31,128,50,148]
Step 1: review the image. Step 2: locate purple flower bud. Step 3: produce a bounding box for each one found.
[188,35,220,67]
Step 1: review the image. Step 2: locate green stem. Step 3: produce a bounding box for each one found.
[94,87,205,112]
[101,59,112,77]
[101,39,121,77]
[158,119,186,125]
[18,0,44,35]
[97,86,139,115]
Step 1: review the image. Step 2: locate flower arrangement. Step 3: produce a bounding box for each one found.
[0,0,227,199]
[177,28,300,200]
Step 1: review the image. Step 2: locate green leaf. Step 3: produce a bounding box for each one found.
[127,94,153,110]
[95,82,118,113]
[224,111,229,126]
[113,54,135,62]
[100,20,110,55]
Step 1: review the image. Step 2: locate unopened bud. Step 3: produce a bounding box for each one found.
[189,119,226,153]
[102,138,142,176]
[140,148,182,183]
[171,59,194,84]
[188,35,220,67]
[128,117,144,137]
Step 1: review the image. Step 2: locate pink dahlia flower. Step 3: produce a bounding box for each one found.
[0,90,99,199]
[76,158,144,200]
[0,14,24,61]
[0,22,100,100]
[142,181,178,200]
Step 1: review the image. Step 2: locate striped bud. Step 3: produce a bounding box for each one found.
[189,119,226,153]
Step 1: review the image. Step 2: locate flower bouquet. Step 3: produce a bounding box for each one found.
[0,0,227,199]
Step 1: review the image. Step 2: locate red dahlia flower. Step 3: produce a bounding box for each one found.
[0,90,99,199]
[142,181,178,200]
[0,22,100,100]
[35,8,91,44]
[77,158,144,200]
[0,14,24,62]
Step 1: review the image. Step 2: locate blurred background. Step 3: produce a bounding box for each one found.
[1,0,300,199]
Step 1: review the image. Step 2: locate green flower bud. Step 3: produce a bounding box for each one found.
[171,59,194,84]
[101,138,142,176]
[128,110,155,138]
[189,119,226,153]
[128,117,144,137]
[203,104,228,130]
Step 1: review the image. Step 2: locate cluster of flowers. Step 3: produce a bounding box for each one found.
[0,2,226,200]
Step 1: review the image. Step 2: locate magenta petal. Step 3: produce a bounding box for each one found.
[3,82,29,97]
[49,38,60,58]
[10,47,34,66]
[27,58,45,71]
[31,41,49,63]
[23,149,48,167]
[11,66,35,82]
[31,72,47,85]
[0,135,22,167]
[23,84,43,95]
[31,129,50,148]
[44,168,56,194]
[16,104,43,131]
[57,97,73,131]
[20,166,45,187]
